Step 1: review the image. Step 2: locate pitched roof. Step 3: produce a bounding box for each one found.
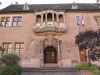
[0,3,100,13]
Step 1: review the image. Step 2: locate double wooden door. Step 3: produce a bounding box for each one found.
[44,46,57,63]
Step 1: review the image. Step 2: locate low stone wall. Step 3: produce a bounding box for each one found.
[78,70,99,75]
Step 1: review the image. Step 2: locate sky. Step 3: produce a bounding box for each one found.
[0,0,97,9]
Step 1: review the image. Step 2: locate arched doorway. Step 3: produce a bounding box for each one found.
[44,46,57,63]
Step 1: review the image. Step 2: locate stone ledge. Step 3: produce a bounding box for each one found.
[22,67,78,72]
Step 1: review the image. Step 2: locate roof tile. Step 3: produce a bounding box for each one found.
[0,3,100,12]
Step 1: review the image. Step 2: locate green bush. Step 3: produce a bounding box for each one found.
[0,53,22,75]
[0,65,22,75]
[76,63,90,70]
[76,63,100,74]
[90,66,100,74]
[1,53,20,65]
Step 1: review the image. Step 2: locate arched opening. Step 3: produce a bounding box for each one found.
[36,15,41,23]
[58,14,64,23]
[47,13,52,22]
[44,46,57,63]
[43,14,46,22]
[54,13,57,22]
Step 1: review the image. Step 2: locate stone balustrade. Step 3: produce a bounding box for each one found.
[33,22,67,35]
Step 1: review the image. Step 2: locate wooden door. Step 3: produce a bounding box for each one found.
[79,50,87,62]
[44,46,57,63]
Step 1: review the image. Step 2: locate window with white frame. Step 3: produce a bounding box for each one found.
[12,16,22,26]
[58,14,64,23]
[94,16,100,26]
[3,42,12,54]
[36,15,41,23]
[0,17,10,27]
[14,42,24,55]
[75,16,82,26]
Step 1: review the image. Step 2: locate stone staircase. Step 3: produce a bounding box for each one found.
[21,67,78,75]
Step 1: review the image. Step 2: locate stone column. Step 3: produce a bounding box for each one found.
[63,14,65,23]
[46,12,47,24]
[57,13,59,23]
[52,12,54,22]
[12,42,15,53]
[40,41,44,67]
[41,13,43,23]
[57,40,62,66]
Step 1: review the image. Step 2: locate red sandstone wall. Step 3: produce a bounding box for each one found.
[0,12,99,68]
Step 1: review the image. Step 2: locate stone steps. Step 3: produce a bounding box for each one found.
[21,67,78,75]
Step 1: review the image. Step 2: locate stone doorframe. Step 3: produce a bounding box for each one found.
[40,38,62,67]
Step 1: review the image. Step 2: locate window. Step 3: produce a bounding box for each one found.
[0,17,10,27]
[12,16,22,26]
[58,14,64,23]
[47,13,52,22]
[0,16,22,27]
[23,3,30,10]
[54,13,57,22]
[3,42,12,54]
[15,42,24,55]
[94,16,100,26]
[75,16,82,26]
[71,3,78,9]
[36,15,41,23]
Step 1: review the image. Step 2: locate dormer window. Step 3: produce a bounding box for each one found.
[36,15,41,23]
[71,2,78,9]
[23,3,30,10]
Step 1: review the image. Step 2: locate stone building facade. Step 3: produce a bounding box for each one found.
[0,2,100,68]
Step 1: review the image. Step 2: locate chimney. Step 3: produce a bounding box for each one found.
[96,0,100,3]
[15,2,18,5]
[0,2,2,6]
[11,2,13,5]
